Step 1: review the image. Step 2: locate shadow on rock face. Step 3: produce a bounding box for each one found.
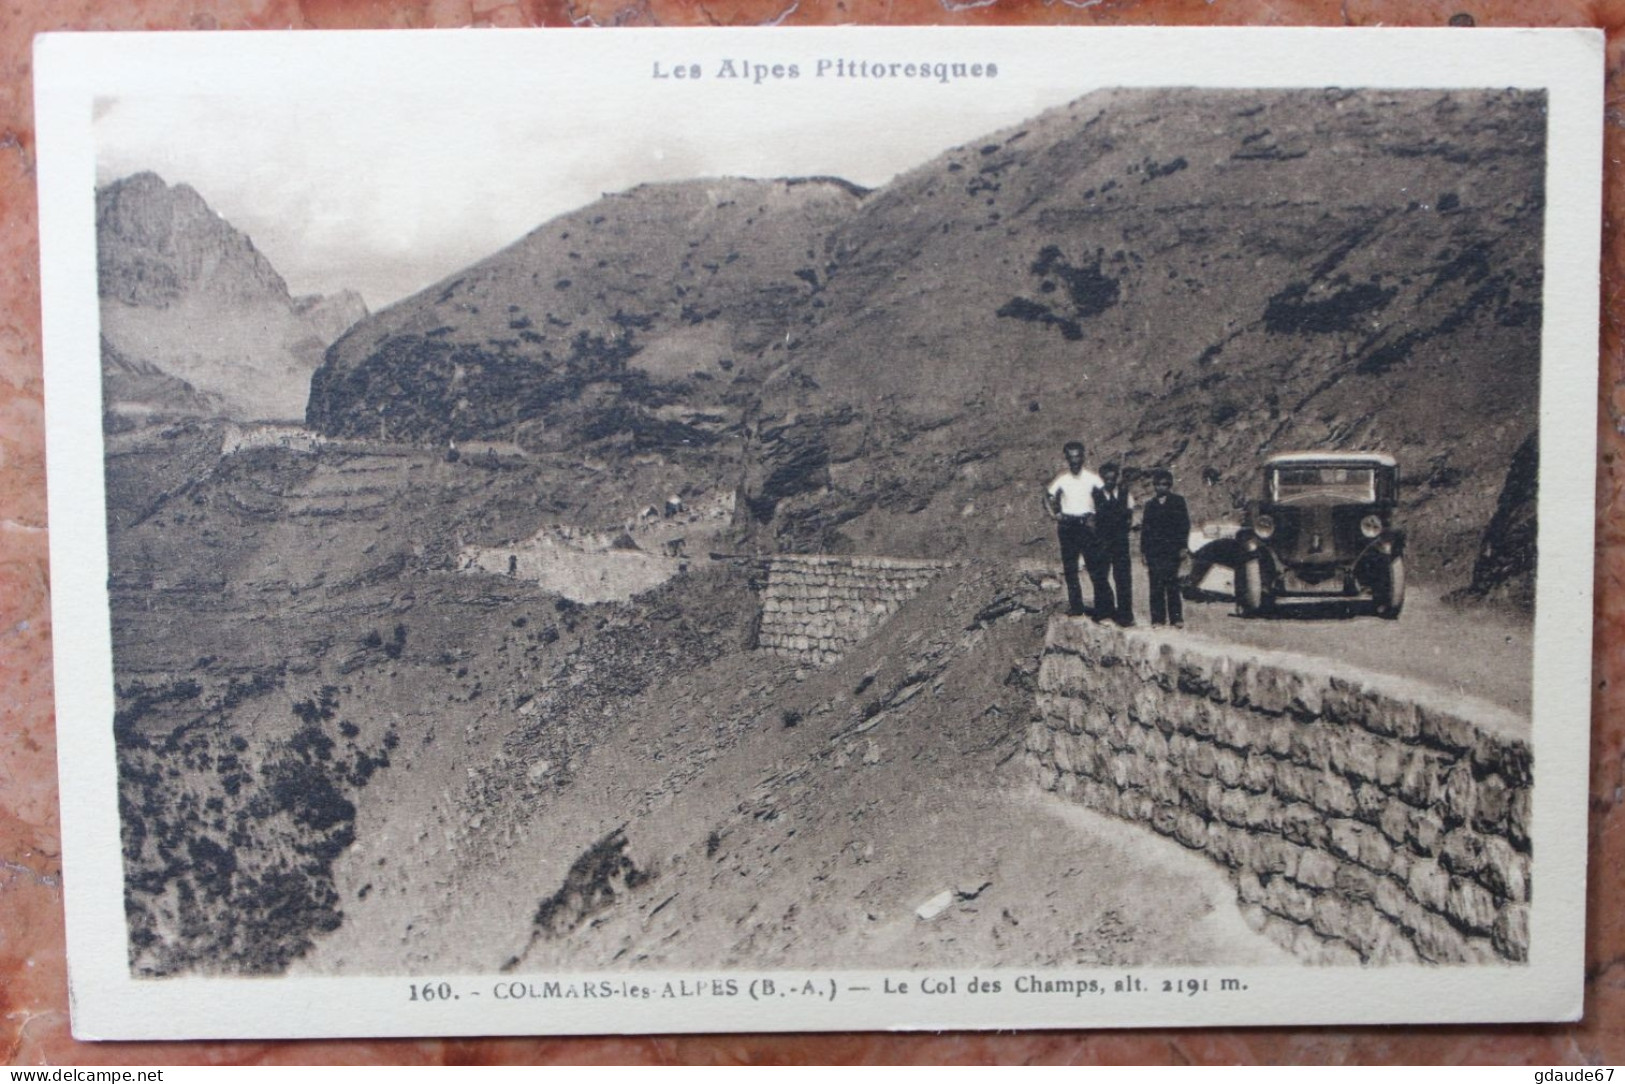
[501,828,652,972]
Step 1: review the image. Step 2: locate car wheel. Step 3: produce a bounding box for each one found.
[1237,558,1268,617]
[1376,555,1405,619]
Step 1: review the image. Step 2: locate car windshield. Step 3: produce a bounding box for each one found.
[1269,465,1377,503]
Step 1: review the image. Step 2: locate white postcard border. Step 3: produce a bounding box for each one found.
[36,25,1602,1039]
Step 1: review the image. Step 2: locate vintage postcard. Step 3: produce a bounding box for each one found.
[35,26,1601,1038]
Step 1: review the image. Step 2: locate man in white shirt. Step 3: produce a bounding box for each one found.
[1043,441,1106,618]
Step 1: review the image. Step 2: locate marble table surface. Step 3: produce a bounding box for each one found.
[3,0,1622,1065]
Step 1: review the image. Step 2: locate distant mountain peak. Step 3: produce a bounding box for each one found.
[97,173,365,423]
[98,170,292,308]
[295,290,371,344]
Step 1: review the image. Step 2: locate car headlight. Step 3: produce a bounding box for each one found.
[1360,514,1383,539]
[1254,514,1275,540]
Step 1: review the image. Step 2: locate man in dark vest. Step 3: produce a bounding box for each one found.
[1093,462,1135,626]
[1141,468,1191,628]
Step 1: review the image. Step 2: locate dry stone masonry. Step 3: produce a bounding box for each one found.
[756,556,954,667]
[1031,617,1532,966]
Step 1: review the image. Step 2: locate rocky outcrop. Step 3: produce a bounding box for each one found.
[1462,432,1538,609]
[1032,617,1531,965]
[98,172,367,421]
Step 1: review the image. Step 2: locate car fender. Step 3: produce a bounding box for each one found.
[1234,533,1283,592]
[1354,530,1405,565]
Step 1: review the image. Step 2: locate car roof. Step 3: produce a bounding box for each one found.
[1264,451,1398,468]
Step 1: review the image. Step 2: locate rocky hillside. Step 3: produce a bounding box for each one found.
[103,429,762,973]
[100,335,222,425]
[308,176,862,449]
[102,420,1287,973]
[98,172,369,421]
[105,419,1531,976]
[307,87,1545,592]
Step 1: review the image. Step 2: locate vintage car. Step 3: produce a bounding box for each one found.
[1190,452,1406,618]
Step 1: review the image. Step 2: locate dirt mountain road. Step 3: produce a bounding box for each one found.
[1148,571,1531,719]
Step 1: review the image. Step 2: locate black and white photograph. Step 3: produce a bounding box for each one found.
[36,27,1600,1037]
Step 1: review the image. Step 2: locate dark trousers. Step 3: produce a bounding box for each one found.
[1072,529,1114,619]
[1057,519,1089,614]
[1147,557,1183,625]
[1099,542,1132,623]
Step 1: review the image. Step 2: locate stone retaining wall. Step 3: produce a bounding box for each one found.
[756,555,953,667]
[1031,617,1532,965]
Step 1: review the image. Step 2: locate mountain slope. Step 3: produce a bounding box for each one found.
[98,172,370,421]
[100,335,223,422]
[306,88,1545,591]
[308,176,863,448]
[754,88,1543,574]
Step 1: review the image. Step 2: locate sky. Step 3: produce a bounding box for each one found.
[93,44,1083,310]
[80,27,1590,314]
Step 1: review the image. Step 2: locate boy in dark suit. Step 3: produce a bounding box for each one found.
[1141,469,1191,628]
